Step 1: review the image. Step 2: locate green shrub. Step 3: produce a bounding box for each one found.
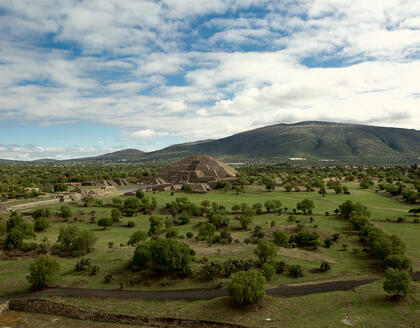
[254,239,276,263]
[273,230,289,246]
[289,264,304,278]
[34,217,49,232]
[320,262,331,272]
[261,263,275,281]
[128,231,148,246]
[383,268,411,300]
[27,255,60,290]
[228,270,266,306]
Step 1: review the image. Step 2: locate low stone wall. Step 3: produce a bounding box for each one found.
[8,298,246,328]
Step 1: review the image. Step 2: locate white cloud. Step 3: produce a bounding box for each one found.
[0,144,123,161]
[0,0,419,159]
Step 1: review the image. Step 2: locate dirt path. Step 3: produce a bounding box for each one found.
[1,278,379,302]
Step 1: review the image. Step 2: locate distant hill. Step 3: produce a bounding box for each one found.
[76,149,145,162]
[139,122,419,163]
[2,122,419,164]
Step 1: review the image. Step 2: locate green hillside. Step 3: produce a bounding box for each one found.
[49,122,420,163]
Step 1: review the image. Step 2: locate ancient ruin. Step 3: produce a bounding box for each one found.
[137,155,237,193]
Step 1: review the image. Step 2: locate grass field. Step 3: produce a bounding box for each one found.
[0,183,419,326]
[0,184,418,295]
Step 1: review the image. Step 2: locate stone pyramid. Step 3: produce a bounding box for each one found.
[156,155,237,185]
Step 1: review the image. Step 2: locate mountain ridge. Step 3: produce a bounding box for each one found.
[74,121,420,163]
[1,121,419,163]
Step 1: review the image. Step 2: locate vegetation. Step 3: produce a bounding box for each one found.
[228,270,266,306]
[27,255,60,290]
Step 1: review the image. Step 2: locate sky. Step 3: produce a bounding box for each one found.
[0,0,419,160]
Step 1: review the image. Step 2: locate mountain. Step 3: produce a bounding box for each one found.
[141,121,420,163]
[76,149,146,162]
[22,122,420,163]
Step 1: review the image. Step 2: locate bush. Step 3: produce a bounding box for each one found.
[126,221,136,228]
[32,208,50,220]
[60,206,72,219]
[290,232,320,249]
[320,262,331,272]
[34,217,49,232]
[384,254,412,270]
[27,255,60,290]
[186,232,194,239]
[289,265,303,278]
[148,216,163,234]
[128,231,148,246]
[273,230,289,246]
[136,190,145,199]
[261,263,275,281]
[181,183,192,193]
[252,225,265,239]
[238,215,252,229]
[202,261,223,280]
[198,223,216,240]
[383,268,411,300]
[55,226,97,256]
[132,238,193,275]
[228,270,266,306]
[296,199,315,214]
[254,239,276,264]
[178,215,190,225]
[4,228,24,250]
[275,260,286,273]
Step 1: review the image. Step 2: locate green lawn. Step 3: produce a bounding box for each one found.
[0,184,417,296]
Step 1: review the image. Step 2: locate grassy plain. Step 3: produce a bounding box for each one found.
[0,183,419,326]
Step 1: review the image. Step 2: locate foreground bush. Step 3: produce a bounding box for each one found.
[228,270,266,306]
[132,238,192,275]
[383,268,411,300]
[27,255,60,290]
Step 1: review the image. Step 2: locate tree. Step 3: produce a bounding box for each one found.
[296,199,315,214]
[238,215,252,229]
[261,263,275,281]
[383,268,411,300]
[27,255,60,290]
[262,176,276,192]
[198,223,216,240]
[148,216,163,234]
[128,230,148,246]
[124,197,140,210]
[97,218,113,230]
[132,238,192,274]
[384,254,412,270]
[136,189,145,199]
[273,230,290,247]
[254,239,276,263]
[289,264,304,278]
[338,200,356,220]
[32,208,50,220]
[4,228,24,250]
[228,270,266,306]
